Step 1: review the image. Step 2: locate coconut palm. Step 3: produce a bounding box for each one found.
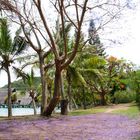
[0,18,27,117]
[13,67,38,115]
[25,69,37,115]
[66,65,87,110]
[71,40,109,105]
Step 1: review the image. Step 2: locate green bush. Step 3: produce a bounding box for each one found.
[114,90,136,103]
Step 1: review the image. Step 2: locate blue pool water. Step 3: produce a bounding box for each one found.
[0,108,41,117]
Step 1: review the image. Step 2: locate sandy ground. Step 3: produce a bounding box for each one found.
[0,112,140,140]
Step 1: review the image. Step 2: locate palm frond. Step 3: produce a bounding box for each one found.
[12,26,28,55]
[25,68,35,89]
[67,66,86,86]
[0,18,12,54]
[80,68,103,80]
[15,26,22,36]
[12,36,27,55]
[12,66,28,83]
[83,56,107,69]
[31,68,35,85]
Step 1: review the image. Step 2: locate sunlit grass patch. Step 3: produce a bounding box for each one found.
[137,137,140,140]
[69,108,106,116]
[112,104,140,118]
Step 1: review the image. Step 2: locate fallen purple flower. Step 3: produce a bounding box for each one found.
[0,113,140,140]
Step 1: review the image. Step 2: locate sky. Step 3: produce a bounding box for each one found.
[106,1,140,65]
[0,0,140,87]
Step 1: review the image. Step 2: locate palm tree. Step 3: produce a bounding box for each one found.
[81,55,109,105]
[66,65,87,110]
[71,40,109,105]
[25,69,37,115]
[13,67,38,115]
[0,18,27,117]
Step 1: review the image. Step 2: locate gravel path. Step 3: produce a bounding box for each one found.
[0,113,140,140]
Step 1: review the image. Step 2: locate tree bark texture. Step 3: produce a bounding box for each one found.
[100,92,106,105]
[61,99,69,115]
[7,67,12,117]
[39,54,48,115]
[67,79,72,110]
[44,60,61,116]
[32,99,37,115]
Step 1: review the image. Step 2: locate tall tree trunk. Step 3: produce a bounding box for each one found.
[72,98,78,109]
[7,67,12,117]
[100,92,106,105]
[92,93,96,107]
[83,88,87,109]
[60,99,68,115]
[45,60,61,116]
[39,54,48,115]
[32,99,37,115]
[48,86,52,99]
[60,71,69,115]
[67,78,72,110]
[60,71,65,99]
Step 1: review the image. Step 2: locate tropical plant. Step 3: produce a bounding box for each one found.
[14,67,39,115]
[0,18,27,117]
[126,70,140,103]
[114,90,136,103]
[66,65,87,110]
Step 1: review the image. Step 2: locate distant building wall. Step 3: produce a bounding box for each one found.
[0,89,7,104]
[0,89,32,105]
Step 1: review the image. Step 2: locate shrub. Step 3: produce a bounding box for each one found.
[114,90,136,104]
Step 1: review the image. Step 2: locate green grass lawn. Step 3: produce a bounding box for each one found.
[69,103,140,118]
[112,104,140,118]
[69,107,107,116]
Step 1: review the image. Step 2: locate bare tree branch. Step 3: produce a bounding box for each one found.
[61,0,88,69]
[44,62,55,71]
[33,0,59,59]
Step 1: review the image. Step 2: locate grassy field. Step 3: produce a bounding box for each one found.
[69,107,106,116]
[112,103,140,118]
[69,103,140,118]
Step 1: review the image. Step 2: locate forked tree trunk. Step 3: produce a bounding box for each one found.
[44,61,61,116]
[7,67,12,117]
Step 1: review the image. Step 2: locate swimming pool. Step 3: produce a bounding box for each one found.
[0,108,41,117]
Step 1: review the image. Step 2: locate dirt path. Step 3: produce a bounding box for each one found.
[0,113,140,140]
[105,103,130,113]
